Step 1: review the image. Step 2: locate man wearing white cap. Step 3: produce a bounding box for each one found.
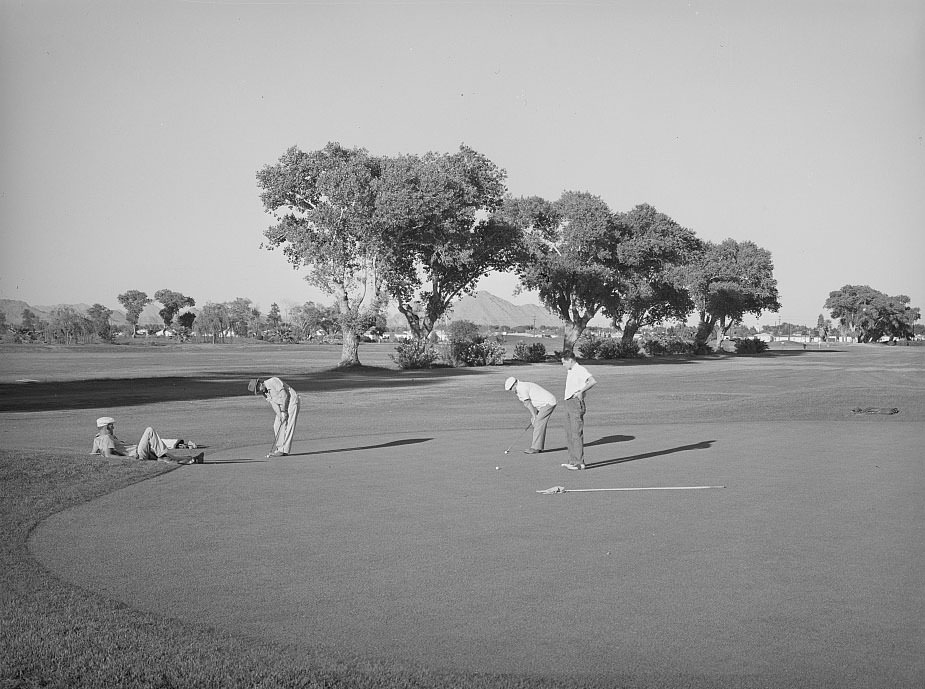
[90,417,203,464]
[248,377,300,457]
[504,376,557,454]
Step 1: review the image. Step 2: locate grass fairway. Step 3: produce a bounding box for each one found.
[2,342,924,687]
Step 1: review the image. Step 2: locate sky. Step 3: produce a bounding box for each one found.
[1,0,923,329]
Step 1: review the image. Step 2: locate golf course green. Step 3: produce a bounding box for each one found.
[2,342,923,687]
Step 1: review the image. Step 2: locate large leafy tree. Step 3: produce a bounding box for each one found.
[685,239,781,351]
[154,289,195,328]
[117,290,152,337]
[375,145,515,343]
[510,191,626,353]
[610,204,701,344]
[825,285,919,342]
[257,143,387,367]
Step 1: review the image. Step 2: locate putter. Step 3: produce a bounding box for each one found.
[503,421,533,454]
[267,423,284,458]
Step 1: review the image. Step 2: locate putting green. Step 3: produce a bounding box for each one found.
[15,344,925,685]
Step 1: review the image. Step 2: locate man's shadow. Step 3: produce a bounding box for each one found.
[286,437,433,457]
[584,440,715,470]
[544,434,634,453]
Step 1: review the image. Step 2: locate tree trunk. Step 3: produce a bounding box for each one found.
[562,321,585,354]
[693,318,717,353]
[621,318,640,346]
[339,326,361,367]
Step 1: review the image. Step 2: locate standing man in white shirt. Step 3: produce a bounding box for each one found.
[560,353,597,470]
[504,376,557,454]
[248,377,300,457]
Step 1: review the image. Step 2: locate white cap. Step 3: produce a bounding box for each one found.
[96,416,115,427]
[504,376,517,391]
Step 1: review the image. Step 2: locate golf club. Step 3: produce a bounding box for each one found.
[267,423,284,458]
[503,421,533,454]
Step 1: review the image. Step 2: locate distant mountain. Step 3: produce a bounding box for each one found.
[3,291,573,332]
[1,299,180,328]
[385,291,565,331]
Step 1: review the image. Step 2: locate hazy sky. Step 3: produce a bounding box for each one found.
[2,0,923,328]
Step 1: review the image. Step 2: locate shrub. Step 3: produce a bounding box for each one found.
[576,334,604,359]
[641,334,696,356]
[390,339,440,369]
[454,336,506,366]
[513,341,547,362]
[733,337,770,354]
[597,339,640,359]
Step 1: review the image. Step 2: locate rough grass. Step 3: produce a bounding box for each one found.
[0,451,603,689]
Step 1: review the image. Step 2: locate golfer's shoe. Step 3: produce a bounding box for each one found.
[561,463,585,471]
[523,448,540,454]
[268,450,287,457]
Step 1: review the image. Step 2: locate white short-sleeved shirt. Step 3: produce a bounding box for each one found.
[564,363,593,400]
[515,381,557,408]
[263,377,296,408]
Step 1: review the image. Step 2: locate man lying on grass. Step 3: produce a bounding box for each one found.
[90,416,204,464]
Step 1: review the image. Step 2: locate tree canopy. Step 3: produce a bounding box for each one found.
[376,145,515,342]
[511,191,626,352]
[154,289,195,328]
[257,142,387,366]
[610,204,701,344]
[117,290,152,337]
[825,285,919,342]
[685,239,781,350]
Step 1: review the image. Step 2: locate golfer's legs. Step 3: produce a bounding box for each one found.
[565,398,584,464]
[279,396,299,454]
[137,427,169,460]
[531,404,555,450]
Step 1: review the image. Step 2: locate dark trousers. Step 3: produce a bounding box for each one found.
[564,397,585,464]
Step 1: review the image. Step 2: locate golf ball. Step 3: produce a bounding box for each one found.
[495,466,500,470]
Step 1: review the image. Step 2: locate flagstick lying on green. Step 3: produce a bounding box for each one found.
[537,485,725,494]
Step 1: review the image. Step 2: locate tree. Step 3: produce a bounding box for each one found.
[154,289,195,328]
[375,145,516,344]
[290,301,338,341]
[176,311,196,339]
[510,192,625,353]
[198,303,229,343]
[257,142,388,367]
[825,285,919,342]
[117,290,153,337]
[685,239,781,352]
[610,204,701,344]
[226,297,253,337]
[267,303,282,335]
[48,306,91,344]
[86,303,113,341]
[20,308,37,333]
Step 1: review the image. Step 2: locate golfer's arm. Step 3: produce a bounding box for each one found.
[580,377,597,395]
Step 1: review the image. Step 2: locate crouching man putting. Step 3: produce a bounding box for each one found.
[248,377,300,457]
[90,417,204,464]
[504,376,557,454]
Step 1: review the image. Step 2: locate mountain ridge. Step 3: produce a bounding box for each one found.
[1,292,566,330]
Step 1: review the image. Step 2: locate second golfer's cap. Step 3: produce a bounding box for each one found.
[504,376,517,391]
[247,378,260,394]
[96,416,115,427]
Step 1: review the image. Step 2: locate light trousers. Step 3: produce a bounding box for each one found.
[531,404,556,451]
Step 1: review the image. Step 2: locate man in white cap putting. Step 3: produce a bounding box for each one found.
[504,376,557,454]
[248,377,300,457]
[90,417,203,464]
